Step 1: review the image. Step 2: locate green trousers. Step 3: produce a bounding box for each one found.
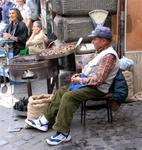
[44,86,106,132]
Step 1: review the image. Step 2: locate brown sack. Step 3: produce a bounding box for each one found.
[24,94,53,128]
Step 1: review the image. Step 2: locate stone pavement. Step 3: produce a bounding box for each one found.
[1,79,142,150]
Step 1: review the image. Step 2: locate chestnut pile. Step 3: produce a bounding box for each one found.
[40,42,76,58]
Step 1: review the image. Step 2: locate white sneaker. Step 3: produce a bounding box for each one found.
[46,131,71,145]
[25,116,48,131]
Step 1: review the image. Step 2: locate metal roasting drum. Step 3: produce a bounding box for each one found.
[8,55,58,81]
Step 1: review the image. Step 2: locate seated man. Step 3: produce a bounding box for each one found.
[25,26,120,146]
[26,20,48,54]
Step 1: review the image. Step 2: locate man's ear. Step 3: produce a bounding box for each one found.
[103,38,109,44]
[101,38,106,43]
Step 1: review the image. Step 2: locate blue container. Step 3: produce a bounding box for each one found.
[8,52,14,59]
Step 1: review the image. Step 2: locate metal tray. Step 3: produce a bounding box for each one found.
[40,48,76,59]
[39,43,77,59]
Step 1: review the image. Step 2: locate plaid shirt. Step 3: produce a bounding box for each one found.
[86,54,117,87]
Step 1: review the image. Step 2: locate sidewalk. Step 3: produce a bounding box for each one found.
[1,80,142,150]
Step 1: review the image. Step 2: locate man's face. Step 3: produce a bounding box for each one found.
[9,9,17,22]
[92,37,107,53]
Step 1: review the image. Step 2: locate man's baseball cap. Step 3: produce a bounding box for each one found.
[88,26,112,40]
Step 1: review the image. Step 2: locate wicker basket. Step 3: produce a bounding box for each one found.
[51,0,117,16]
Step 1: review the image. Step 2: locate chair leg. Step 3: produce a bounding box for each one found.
[107,101,110,122]
[83,101,86,126]
[109,101,113,123]
[81,102,83,124]
[80,101,86,126]
[107,100,113,123]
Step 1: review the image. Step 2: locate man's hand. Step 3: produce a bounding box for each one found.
[10,35,18,41]
[71,73,80,83]
[71,76,81,84]
[71,73,80,79]
[3,33,11,39]
[86,76,97,86]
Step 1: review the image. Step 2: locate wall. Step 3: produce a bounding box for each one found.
[111,1,142,93]
[126,1,142,93]
[126,0,142,51]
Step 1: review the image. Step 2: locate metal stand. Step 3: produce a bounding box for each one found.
[27,79,32,97]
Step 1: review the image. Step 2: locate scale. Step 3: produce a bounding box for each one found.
[89,9,109,27]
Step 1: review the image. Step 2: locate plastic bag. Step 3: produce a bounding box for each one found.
[69,74,87,91]
[119,56,134,71]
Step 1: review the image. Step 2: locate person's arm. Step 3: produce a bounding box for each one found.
[86,54,117,86]
[24,4,32,28]
[71,54,116,85]
[26,32,35,46]
[3,32,18,41]
[25,19,32,28]
[30,31,47,45]
[2,32,11,39]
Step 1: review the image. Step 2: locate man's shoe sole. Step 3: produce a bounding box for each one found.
[25,119,48,132]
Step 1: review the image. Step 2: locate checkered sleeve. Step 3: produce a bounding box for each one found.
[87,54,117,87]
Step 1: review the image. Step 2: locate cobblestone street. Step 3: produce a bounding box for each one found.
[1,80,142,150]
